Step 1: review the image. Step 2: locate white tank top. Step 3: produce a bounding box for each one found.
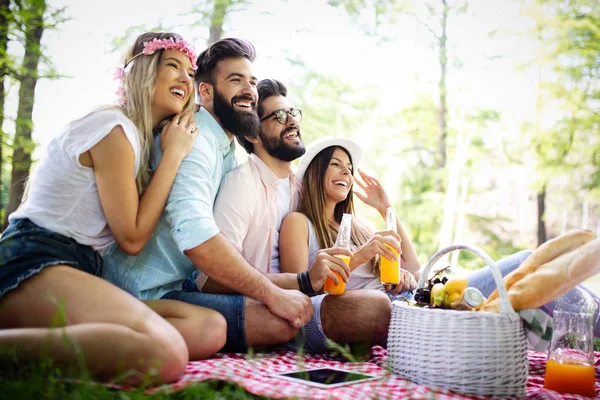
[10,109,141,252]
[305,215,384,291]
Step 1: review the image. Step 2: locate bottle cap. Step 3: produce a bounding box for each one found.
[463,287,484,308]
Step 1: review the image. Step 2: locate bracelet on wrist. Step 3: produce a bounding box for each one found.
[297,271,316,295]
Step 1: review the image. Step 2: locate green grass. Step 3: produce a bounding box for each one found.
[0,339,372,400]
[0,364,267,400]
[0,346,268,400]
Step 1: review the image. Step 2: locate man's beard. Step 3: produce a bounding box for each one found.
[259,126,306,162]
[213,87,260,140]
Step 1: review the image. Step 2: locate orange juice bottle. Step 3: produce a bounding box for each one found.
[324,213,352,296]
[544,357,595,397]
[324,255,350,295]
[380,207,400,285]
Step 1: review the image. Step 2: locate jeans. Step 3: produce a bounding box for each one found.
[162,272,247,353]
[0,218,103,299]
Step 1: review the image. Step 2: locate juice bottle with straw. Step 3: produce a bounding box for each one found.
[379,207,400,285]
[324,213,352,295]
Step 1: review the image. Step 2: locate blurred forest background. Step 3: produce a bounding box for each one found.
[0,0,598,284]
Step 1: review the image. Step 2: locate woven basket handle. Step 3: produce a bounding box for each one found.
[416,244,518,319]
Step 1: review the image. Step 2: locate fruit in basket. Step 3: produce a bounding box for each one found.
[443,291,463,308]
[413,271,485,310]
[412,265,485,311]
[443,277,468,296]
[430,283,445,307]
[413,287,431,304]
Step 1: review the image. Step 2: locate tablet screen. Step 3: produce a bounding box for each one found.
[278,368,375,385]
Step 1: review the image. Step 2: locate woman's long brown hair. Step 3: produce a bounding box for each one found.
[298,146,377,271]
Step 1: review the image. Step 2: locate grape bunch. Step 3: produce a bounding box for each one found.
[412,265,485,311]
[413,267,450,306]
[413,277,449,305]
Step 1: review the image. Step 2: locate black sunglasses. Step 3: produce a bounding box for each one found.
[260,108,303,125]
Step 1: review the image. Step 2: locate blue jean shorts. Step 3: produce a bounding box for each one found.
[0,218,103,299]
[162,271,246,353]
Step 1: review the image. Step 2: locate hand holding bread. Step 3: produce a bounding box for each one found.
[481,230,599,313]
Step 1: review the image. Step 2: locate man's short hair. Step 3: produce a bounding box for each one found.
[239,79,288,154]
[257,79,288,119]
[194,38,256,87]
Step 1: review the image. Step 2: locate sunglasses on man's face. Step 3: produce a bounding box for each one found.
[260,108,303,125]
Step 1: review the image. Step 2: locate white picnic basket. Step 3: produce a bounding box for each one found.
[387,244,528,398]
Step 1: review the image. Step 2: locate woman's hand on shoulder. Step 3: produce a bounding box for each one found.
[351,230,402,270]
[160,110,199,162]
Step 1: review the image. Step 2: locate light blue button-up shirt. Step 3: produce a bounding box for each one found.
[102,108,237,300]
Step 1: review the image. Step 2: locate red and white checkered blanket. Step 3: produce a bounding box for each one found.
[141,348,600,399]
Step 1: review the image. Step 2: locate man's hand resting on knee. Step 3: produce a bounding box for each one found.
[265,288,314,328]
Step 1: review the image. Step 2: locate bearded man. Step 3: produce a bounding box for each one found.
[196,79,391,353]
[102,39,314,353]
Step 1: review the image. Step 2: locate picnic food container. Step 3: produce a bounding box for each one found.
[387,244,528,398]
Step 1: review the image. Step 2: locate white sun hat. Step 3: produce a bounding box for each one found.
[295,136,363,183]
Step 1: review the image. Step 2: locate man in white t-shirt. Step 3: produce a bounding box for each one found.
[205,79,391,352]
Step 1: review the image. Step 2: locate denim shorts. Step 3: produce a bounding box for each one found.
[0,218,103,299]
[162,271,247,353]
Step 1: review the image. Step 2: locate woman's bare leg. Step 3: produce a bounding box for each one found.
[144,299,227,360]
[0,266,188,385]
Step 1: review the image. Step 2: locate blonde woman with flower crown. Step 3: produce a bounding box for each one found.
[0,32,227,385]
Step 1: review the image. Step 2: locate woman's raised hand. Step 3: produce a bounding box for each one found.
[160,110,199,161]
[353,169,392,214]
[352,230,402,269]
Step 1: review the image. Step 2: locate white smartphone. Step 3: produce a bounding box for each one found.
[269,367,383,389]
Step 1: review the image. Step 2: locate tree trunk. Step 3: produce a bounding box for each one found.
[436,0,448,172]
[537,186,547,246]
[4,0,46,228]
[450,176,469,267]
[208,0,228,45]
[0,0,11,218]
[438,128,473,255]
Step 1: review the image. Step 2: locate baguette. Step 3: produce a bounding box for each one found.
[481,230,597,313]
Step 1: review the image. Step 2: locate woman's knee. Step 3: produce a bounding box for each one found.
[140,317,189,383]
[202,310,227,354]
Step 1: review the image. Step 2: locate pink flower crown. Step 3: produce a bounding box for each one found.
[115,37,198,106]
[141,38,198,69]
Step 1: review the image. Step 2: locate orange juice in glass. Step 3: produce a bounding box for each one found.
[324,255,350,295]
[544,356,595,397]
[380,245,400,284]
[544,288,598,397]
